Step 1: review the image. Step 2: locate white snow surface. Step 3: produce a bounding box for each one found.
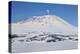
[12,40,78,53]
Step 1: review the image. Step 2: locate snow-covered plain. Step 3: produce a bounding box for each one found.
[12,40,78,53]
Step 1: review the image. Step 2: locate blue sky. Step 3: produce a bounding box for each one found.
[10,1,78,27]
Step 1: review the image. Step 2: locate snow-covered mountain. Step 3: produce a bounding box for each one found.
[11,15,78,53]
[11,15,77,35]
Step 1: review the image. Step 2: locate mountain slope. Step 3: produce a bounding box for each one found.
[11,15,77,35]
